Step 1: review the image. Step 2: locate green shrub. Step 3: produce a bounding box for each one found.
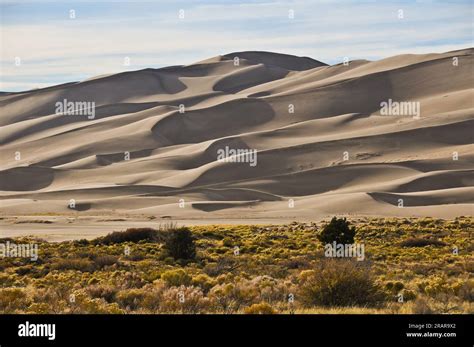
[457,279,474,301]
[52,258,95,272]
[70,291,123,314]
[160,285,211,313]
[399,238,446,248]
[15,265,37,276]
[93,255,119,269]
[164,227,196,260]
[86,284,118,303]
[97,228,159,245]
[244,302,276,314]
[161,269,192,287]
[0,288,29,313]
[30,285,71,313]
[410,298,434,314]
[141,282,166,311]
[116,289,146,310]
[385,281,404,294]
[318,217,356,244]
[298,259,385,307]
[119,271,146,289]
[401,289,417,301]
[192,274,216,292]
[0,274,16,287]
[222,237,234,247]
[209,281,259,313]
[203,257,238,277]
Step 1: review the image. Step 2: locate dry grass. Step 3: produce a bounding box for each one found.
[0,217,472,314]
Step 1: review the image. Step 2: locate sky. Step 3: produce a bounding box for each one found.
[1,0,473,91]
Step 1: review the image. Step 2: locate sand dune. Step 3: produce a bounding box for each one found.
[1,49,473,220]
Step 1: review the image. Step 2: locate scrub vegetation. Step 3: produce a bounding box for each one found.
[0,217,472,314]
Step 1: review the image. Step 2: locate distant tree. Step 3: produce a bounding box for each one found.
[164,227,196,260]
[318,217,356,244]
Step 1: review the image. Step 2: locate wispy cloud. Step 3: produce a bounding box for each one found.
[1,0,472,91]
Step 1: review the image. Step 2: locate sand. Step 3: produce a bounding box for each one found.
[0,49,473,240]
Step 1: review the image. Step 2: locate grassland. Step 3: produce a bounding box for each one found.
[0,217,472,314]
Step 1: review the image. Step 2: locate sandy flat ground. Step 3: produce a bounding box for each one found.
[1,49,473,239]
[0,211,470,242]
[0,215,300,242]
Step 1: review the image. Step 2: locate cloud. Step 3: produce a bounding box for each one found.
[1,0,472,91]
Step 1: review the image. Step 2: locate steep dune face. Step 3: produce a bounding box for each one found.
[0,49,473,219]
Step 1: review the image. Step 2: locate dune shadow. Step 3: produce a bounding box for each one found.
[151,98,275,145]
[192,201,258,212]
[0,167,54,191]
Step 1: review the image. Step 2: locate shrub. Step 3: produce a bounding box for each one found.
[251,276,288,304]
[27,303,51,314]
[164,227,196,260]
[418,275,456,297]
[73,239,89,246]
[0,274,16,287]
[192,274,216,292]
[298,259,385,307]
[209,281,259,313]
[97,228,159,245]
[410,298,434,314]
[30,285,71,313]
[69,291,123,314]
[318,217,356,244]
[0,288,29,313]
[399,238,446,248]
[160,285,211,313]
[119,272,147,289]
[126,252,146,261]
[244,302,276,314]
[141,282,167,311]
[15,265,37,276]
[222,237,234,247]
[116,289,146,310]
[401,289,417,301]
[281,256,311,269]
[52,258,95,272]
[457,280,474,301]
[86,284,118,303]
[93,255,119,269]
[203,257,238,277]
[385,281,404,294]
[161,269,192,287]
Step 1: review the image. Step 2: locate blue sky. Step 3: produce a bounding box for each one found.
[1,0,472,91]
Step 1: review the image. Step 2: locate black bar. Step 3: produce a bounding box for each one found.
[0,314,472,346]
